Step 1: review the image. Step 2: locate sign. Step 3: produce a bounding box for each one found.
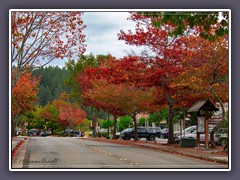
[24,122,28,127]
[197,117,205,133]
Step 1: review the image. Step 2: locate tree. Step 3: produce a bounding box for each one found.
[148,109,169,127]
[65,54,114,137]
[141,11,229,42]
[27,105,45,130]
[138,117,147,126]
[32,66,70,106]
[118,13,193,144]
[85,79,157,141]
[76,119,91,133]
[41,103,60,135]
[12,72,40,136]
[176,35,228,147]
[117,115,131,132]
[179,35,228,116]
[100,119,114,129]
[11,11,86,86]
[58,103,87,136]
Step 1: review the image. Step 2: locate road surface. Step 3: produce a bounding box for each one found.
[12,137,228,169]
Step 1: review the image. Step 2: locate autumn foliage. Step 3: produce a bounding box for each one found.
[12,73,40,118]
[58,103,87,129]
[11,11,86,87]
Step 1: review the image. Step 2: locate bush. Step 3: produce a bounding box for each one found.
[101,132,109,138]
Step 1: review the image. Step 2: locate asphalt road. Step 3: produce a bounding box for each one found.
[13,137,227,169]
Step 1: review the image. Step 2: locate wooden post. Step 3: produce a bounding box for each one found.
[205,110,209,149]
[197,133,200,147]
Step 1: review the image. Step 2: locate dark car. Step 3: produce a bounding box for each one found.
[120,127,161,141]
[39,131,47,137]
[161,128,169,138]
[27,129,40,136]
[64,129,79,136]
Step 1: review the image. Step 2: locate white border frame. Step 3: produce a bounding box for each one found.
[9,9,231,172]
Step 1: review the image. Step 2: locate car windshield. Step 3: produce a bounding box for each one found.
[122,128,133,132]
[184,126,195,132]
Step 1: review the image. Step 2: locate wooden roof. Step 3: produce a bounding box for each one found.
[187,100,219,113]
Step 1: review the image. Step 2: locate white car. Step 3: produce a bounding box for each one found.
[174,125,197,137]
[175,128,228,146]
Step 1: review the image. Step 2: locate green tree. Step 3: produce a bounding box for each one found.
[117,115,131,131]
[41,103,60,135]
[148,109,169,126]
[138,117,147,126]
[100,119,114,129]
[142,11,228,42]
[32,66,70,106]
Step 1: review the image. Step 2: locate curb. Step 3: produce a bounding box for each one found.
[12,138,30,169]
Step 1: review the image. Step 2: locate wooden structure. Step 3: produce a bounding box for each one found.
[187,100,218,149]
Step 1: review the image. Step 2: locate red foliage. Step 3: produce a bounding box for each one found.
[11,12,86,65]
[58,103,87,127]
[117,13,191,108]
[12,73,40,117]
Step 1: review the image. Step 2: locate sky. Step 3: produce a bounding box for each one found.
[50,12,144,67]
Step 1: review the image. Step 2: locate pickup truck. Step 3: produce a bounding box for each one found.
[120,127,161,141]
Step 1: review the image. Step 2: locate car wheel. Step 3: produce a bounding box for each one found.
[124,135,131,140]
[149,135,155,141]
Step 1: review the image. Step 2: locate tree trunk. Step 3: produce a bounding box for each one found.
[112,116,117,139]
[210,126,217,148]
[12,117,16,138]
[133,114,138,141]
[167,104,175,144]
[209,88,226,148]
[92,116,97,138]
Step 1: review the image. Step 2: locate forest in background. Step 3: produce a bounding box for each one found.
[32,66,70,106]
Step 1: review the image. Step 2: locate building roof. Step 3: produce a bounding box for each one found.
[187,100,219,113]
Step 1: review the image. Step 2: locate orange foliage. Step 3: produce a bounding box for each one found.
[12,73,40,117]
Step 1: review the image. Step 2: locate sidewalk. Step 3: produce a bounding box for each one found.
[12,136,28,157]
[83,138,229,165]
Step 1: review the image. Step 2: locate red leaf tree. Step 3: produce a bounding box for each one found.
[12,72,40,136]
[84,78,157,141]
[58,103,87,135]
[11,11,86,86]
[179,35,229,115]
[118,13,193,144]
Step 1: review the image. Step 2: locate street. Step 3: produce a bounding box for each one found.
[12,137,228,169]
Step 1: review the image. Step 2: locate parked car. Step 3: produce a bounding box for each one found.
[39,131,48,137]
[64,129,79,136]
[161,128,169,138]
[16,129,22,136]
[27,129,40,136]
[174,125,197,137]
[175,127,228,146]
[120,127,161,141]
[115,132,121,139]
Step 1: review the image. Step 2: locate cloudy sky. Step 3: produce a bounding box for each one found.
[50,11,144,67]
